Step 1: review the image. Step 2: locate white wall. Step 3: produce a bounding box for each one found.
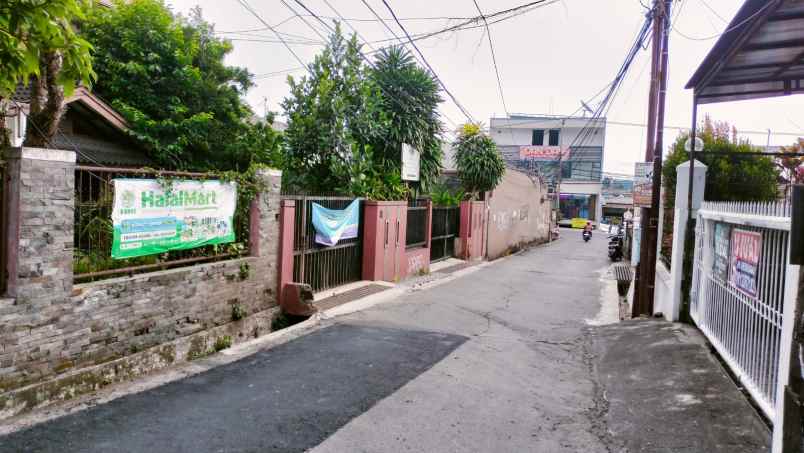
[8,111,26,147]
[489,116,606,147]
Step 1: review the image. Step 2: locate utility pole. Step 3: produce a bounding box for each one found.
[634,0,672,317]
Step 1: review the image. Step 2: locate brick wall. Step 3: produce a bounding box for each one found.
[0,148,281,399]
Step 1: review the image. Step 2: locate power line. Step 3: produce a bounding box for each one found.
[380,0,476,123]
[698,0,728,24]
[471,0,510,118]
[235,0,310,70]
[670,0,774,41]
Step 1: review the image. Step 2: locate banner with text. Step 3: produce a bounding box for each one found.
[730,228,762,298]
[111,179,237,259]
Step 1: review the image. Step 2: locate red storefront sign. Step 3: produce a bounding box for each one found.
[518,146,570,160]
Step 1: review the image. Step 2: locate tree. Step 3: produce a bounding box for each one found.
[281,24,380,193]
[0,0,94,147]
[81,0,279,170]
[777,138,804,197]
[662,116,779,209]
[453,123,505,199]
[368,46,443,191]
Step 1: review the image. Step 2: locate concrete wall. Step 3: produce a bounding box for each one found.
[0,148,282,417]
[654,261,673,319]
[486,169,551,259]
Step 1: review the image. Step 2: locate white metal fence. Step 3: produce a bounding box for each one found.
[690,201,794,422]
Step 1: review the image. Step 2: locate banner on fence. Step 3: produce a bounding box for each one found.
[730,228,762,298]
[312,200,360,247]
[111,179,237,259]
[713,223,731,281]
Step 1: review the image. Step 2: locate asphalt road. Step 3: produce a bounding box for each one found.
[0,232,614,452]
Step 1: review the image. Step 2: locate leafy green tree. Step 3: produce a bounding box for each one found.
[0,0,94,147]
[368,46,443,191]
[662,116,779,209]
[81,0,279,170]
[453,123,505,199]
[281,24,380,193]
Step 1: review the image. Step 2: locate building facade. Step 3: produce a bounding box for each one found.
[490,115,606,226]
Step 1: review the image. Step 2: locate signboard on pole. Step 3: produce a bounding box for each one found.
[713,223,731,282]
[401,144,420,181]
[519,145,570,160]
[111,179,237,259]
[633,162,653,208]
[730,228,762,298]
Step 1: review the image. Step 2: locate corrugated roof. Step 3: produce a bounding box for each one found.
[686,0,804,104]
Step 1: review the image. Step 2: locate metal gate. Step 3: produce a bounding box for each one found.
[430,206,459,262]
[690,201,795,422]
[289,196,363,292]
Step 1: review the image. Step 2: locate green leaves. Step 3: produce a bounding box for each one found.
[453,123,505,198]
[0,0,94,97]
[82,0,278,171]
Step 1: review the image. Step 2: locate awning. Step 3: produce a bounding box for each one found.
[686,0,804,104]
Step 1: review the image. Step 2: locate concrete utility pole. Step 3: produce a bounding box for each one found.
[634,0,672,317]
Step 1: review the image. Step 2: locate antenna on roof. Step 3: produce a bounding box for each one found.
[580,100,594,117]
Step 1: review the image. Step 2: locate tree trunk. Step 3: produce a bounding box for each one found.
[23,51,66,148]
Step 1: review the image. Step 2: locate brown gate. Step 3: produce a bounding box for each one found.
[430,206,459,262]
[289,196,363,292]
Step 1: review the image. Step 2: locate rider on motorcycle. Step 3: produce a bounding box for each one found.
[583,221,593,237]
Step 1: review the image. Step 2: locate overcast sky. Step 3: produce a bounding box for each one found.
[165,0,804,175]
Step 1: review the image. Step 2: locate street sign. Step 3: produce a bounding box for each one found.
[633,162,653,208]
[685,136,704,152]
[401,143,420,181]
[623,210,634,222]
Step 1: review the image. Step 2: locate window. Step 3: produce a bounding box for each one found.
[548,129,560,146]
[561,162,572,179]
[531,129,544,146]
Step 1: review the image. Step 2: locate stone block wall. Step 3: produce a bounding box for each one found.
[0,148,282,405]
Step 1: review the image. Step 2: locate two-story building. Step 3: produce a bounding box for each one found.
[489,114,606,227]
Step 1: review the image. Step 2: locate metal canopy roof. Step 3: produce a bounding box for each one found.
[686,0,804,104]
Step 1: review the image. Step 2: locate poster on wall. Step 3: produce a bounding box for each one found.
[633,162,653,208]
[312,200,360,246]
[111,179,237,259]
[713,223,731,282]
[729,228,762,298]
[518,145,570,160]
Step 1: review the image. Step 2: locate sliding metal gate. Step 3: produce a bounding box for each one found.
[430,206,459,262]
[289,196,364,292]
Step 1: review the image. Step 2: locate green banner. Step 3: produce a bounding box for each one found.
[111,178,237,259]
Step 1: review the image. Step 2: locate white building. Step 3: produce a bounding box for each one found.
[489,114,606,226]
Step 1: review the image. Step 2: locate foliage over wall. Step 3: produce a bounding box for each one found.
[82,0,281,171]
[281,25,444,198]
[452,123,505,199]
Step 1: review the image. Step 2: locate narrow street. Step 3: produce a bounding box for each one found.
[1,234,613,452]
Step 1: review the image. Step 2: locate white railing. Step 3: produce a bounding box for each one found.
[690,200,795,423]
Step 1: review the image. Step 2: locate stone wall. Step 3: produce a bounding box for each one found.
[0,148,282,415]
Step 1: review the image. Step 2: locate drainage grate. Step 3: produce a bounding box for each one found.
[315,284,390,311]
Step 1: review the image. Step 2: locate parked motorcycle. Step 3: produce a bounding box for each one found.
[608,231,624,261]
[582,230,591,242]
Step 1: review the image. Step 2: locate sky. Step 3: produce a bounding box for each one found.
[165,0,804,175]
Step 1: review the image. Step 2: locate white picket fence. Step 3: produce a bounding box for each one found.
[690,201,797,424]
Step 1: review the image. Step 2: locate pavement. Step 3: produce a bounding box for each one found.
[0,232,771,452]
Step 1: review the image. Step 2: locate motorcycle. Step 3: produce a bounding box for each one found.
[582,230,592,242]
[608,231,624,261]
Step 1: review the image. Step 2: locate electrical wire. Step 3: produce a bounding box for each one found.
[380,0,476,123]
[670,0,775,41]
[471,0,509,118]
[235,0,311,70]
